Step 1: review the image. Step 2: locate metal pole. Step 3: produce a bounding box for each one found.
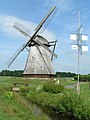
[77,41,80,94]
[77,12,80,94]
[70,12,88,94]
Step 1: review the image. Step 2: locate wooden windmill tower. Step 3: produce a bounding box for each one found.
[7,6,57,78]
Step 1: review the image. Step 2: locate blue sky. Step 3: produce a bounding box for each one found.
[0,0,90,74]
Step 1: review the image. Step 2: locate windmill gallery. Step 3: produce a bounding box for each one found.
[7,6,58,78]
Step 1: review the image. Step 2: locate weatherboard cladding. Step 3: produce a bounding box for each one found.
[23,36,54,75]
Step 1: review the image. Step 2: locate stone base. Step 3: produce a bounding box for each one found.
[23,74,55,79]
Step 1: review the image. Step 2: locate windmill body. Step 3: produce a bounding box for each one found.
[7,6,57,79]
[23,35,55,78]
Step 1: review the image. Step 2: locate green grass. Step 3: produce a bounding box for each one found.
[0,76,52,120]
[0,87,51,120]
[0,76,90,120]
[59,78,76,86]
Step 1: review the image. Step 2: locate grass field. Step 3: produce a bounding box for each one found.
[0,76,52,120]
[0,76,90,120]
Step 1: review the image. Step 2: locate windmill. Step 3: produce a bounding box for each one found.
[7,6,57,78]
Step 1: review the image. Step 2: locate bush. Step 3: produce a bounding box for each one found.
[42,81,64,94]
[74,74,90,82]
[26,87,90,119]
[56,92,90,119]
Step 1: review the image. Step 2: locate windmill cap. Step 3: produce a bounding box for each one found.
[36,35,49,45]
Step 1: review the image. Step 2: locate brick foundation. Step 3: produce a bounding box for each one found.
[23,74,55,79]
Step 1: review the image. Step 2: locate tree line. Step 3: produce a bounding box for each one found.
[56,72,77,78]
[0,70,24,77]
[0,70,77,78]
[0,70,90,81]
[56,72,90,82]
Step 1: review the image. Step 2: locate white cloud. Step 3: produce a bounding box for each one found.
[0,14,35,37]
[0,14,56,41]
[44,0,73,13]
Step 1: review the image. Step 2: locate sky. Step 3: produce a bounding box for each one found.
[0,0,90,74]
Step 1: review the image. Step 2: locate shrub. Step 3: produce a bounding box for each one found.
[74,74,90,82]
[56,92,90,119]
[26,87,90,119]
[42,81,64,94]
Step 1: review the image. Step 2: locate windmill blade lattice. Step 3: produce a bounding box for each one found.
[6,44,27,67]
[51,40,57,61]
[39,7,58,33]
[13,22,31,37]
[35,6,57,32]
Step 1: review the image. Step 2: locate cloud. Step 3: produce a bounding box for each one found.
[44,0,73,13]
[0,14,37,37]
[0,14,56,40]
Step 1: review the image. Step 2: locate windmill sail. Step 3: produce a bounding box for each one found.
[51,40,57,61]
[38,7,58,33]
[6,44,26,67]
[35,6,57,32]
[13,22,31,37]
